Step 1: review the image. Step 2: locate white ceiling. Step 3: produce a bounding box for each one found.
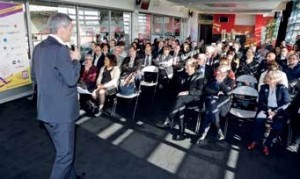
[165,0,290,14]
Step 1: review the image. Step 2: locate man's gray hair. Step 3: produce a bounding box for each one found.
[48,13,72,34]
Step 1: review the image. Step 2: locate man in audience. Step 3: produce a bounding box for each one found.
[156,58,205,140]
[197,64,235,143]
[195,53,213,80]
[205,45,219,68]
[93,44,103,74]
[277,47,289,67]
[113,46,125,68]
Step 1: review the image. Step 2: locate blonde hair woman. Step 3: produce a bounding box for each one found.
[248,70,291,155]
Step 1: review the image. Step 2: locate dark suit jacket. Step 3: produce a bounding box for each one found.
[121,56,141,75]
[258,84,291,115]
[32,36,81,123]
[93,53,105,72]
[140,53,154,67]
[180,72,205,100]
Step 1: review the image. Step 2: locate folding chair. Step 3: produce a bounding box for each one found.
[224,86,259,138]
[236,74,258,88]
[111,90,140,122]
[140,65,159,103]
[185,100,204,134]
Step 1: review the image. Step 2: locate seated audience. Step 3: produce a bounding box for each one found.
[92,54,120,116]
[195,53,214,80]
[119,46,141,95]
[258,61,288,91]
[79,54,98,92]
[248,70,290,155]
[153,45,174,84]
[156,58,205,140]
[197,65,235,143]
[236,48,259,78]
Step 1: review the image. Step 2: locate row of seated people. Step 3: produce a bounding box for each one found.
[156,52,300,156]
[79,40,300,154]
[78,43,201,116]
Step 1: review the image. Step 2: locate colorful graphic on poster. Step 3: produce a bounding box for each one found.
[0,2,31,92]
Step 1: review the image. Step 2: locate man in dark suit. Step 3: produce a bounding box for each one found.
[31,13,81,179]
[195,53,214,81]
[157,58,205,140]
[93,44,103,72]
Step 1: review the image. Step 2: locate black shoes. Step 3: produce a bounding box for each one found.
[156,117,171,128]
[173,133,186,140]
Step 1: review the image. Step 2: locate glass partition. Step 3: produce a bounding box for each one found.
[138,14,151,41]
[29,4,77,47]
[111,10,131,45]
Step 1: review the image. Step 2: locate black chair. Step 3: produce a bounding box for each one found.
[111,90,140,122]
[223,86,259,139]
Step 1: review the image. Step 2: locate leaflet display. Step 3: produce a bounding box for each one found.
[0,2,31,93]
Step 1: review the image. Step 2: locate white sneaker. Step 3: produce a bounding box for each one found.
[94,110,102,117]
[287,144,299,153]
[217,129,225,140]
[218,133,225,141]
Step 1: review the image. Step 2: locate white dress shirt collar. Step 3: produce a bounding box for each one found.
[49,34,66,46]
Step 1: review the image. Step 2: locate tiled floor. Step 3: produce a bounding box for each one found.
[0,91,299,179]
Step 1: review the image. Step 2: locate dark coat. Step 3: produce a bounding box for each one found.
[180,72,205,100]
[32,36,81,123]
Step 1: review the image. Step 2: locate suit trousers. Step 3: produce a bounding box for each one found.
[44,122,76,179]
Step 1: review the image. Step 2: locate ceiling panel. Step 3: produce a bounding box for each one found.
[165,0,289,14]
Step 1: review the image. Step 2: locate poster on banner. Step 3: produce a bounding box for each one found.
[0,2,31,92]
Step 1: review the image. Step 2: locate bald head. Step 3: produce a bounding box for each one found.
[266,52,276,62]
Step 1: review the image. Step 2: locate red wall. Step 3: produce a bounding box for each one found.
[212,14,235,34]
[254,15,263,46]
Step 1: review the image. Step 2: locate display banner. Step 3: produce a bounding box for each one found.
[0,2,31,92]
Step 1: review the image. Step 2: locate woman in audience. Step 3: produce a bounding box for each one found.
[92,54,120,116]
[236,48,259,78]
[248,70,291,155]
[79,54,98,92]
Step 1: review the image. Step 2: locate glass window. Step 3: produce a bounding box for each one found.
[110,10,132,46]
[29,4,77,47]
[138,14,151,41]
[152,15,164,41]
[174,18,181,37]
[78,7,100,46]
[98,10,109,43]
[164,16,173,36]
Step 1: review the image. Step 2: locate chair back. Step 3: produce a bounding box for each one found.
[236,75,258,88]
[142,65,159,73]
[142,66,159,84]
[236,75,258,84]
[230,86,259,119]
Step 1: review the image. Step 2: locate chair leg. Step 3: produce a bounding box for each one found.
[151,86,157,105]
[287,124,293,147]
[132,96,139,121]
[224,116,229,138]
[195,112,201,134]
[111,97,118,117]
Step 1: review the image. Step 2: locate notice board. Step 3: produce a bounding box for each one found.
[0,1,32,103]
